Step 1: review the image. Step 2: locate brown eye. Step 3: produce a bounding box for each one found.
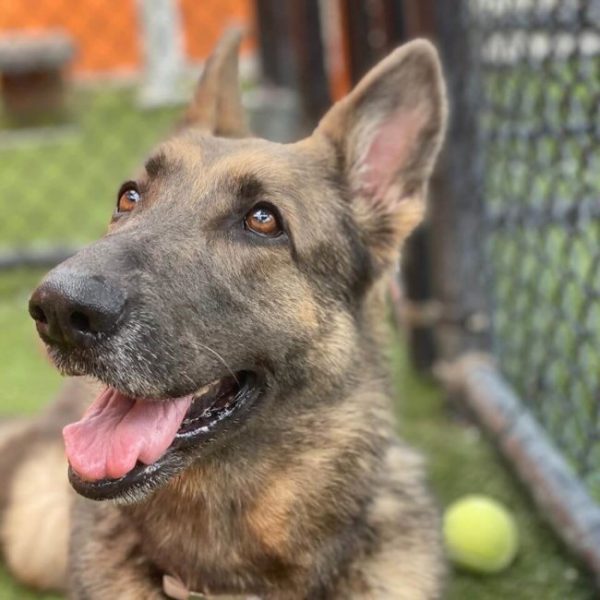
[244,205,282,237]
[117,185,141,214]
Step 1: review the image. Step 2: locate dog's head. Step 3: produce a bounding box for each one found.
[29,31,447,502]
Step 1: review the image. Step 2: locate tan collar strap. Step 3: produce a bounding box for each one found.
[162,574,260,600]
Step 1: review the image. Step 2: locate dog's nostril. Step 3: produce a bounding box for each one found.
[30,304,48,324]
[70,311,93,334]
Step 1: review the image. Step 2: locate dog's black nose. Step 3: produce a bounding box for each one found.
[29,271,126,348]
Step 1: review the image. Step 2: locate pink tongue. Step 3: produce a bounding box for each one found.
[63,387,193,482]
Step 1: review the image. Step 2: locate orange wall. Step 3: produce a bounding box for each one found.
[0,0,253,76]
[180,0,254,62]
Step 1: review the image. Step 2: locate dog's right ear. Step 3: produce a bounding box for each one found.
[181,28,248,137]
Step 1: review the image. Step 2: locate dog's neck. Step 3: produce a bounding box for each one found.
[124,367,394,595]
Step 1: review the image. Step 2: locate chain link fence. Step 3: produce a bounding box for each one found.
[406,0,600,580]
[475,0,600,494]
[475,0,600,493]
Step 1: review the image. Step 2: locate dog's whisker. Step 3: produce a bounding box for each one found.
[196,343,239,385]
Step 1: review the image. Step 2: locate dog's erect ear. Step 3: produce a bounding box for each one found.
[181,28,248,137]
[316,39,447,270]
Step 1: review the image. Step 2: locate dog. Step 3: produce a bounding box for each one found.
[0,30,447,598]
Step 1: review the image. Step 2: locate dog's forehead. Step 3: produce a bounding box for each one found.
[147,132,329,191]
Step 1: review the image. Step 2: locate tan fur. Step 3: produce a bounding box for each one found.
[182,28,248,136]
[2,441,71,591]
[0,419,31,450]
[359,446,445,599]
[246,475,299,554]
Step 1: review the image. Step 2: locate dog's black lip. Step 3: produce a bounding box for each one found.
[68,370,263,502]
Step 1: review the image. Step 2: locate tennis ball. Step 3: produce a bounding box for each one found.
[443,495,519,574]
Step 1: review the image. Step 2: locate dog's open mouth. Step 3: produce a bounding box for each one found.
[64,370,260,501]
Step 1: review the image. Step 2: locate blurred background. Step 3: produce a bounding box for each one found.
[0,0,599,598]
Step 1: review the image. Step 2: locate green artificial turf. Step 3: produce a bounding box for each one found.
[0,269,594,598]
[0,87,180,250]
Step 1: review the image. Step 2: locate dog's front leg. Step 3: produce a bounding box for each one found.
[68,498,166,599]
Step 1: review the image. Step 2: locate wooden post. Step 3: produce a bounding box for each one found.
[289,0,331,124]
[254,0,297,87]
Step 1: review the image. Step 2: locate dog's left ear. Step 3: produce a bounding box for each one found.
[316,39,447,270]
[182,28,248,137]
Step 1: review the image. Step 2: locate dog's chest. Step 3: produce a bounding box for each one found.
[128,490,298,595]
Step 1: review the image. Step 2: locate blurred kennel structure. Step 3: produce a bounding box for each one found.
[0,0,256,267]
[1,0,599,583]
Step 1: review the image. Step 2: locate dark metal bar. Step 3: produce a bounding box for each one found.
[428,0,492,358]
[381,0,406,45]
[399,226,437,371]
[289,0,331,124]
[399,0,437,39]
[0,247,78,270]
[338,0,375,83]
[253,0,296,87]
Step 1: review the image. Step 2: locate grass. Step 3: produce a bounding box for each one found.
[0,269,594,598]
[0,87,180,249]
[0,270,62,415]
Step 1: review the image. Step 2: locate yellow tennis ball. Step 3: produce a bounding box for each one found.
[443,495,519,574]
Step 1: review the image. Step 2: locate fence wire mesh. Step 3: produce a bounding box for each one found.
[462,0,600,499]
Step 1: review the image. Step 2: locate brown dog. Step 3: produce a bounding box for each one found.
[2,30,447,599]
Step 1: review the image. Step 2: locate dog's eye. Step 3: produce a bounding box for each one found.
[116,184,141,214]
[244,205,282,237]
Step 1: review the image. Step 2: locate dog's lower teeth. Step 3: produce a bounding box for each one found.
[179,374,243,431]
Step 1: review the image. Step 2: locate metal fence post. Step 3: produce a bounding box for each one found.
[428,0,491,360]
